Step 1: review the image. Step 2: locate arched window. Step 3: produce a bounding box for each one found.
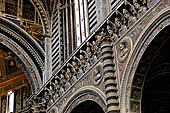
[7,91,14,113]
[0,86,31,113]
[1,95,7,113]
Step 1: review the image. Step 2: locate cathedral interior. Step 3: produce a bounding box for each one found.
[0,0,170,113]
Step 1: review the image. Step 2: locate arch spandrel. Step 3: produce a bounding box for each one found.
[119,1,170,112]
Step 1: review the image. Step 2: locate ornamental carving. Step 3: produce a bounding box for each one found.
[20,20,50,45]
[117,37,132,63]
[30,0,158,111]
[119,1,170,112]
[93,63,103,85]
[132,0,147,17]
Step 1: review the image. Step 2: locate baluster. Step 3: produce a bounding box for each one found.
[73,56,83,77]
[86,42,93,65]
[106,21,119,41]
[44,87,53,107]
[122,8,137,27]
[54,76,63,96]
[67,63,77,84]
[115,10,128,35]
[132,0,147,17]
[65,67,72,89]
[80,50,90,70]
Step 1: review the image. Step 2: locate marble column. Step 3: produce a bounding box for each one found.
[44,37,52,84]
[101,41,119,113]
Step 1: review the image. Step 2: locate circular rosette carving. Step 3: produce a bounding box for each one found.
[117,37,132,63]
[93,63,103,85]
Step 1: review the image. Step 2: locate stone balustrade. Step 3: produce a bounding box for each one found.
[30,0,157,112]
